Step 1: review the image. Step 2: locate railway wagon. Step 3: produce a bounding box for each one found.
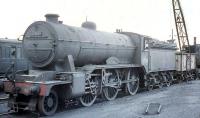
[0,39,28,77]
[189,42,200,77]
[0,38,28,90]
[2,14,195,116]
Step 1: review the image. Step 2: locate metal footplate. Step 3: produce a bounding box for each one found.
[145,103,162,115]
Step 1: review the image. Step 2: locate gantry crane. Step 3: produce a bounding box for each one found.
[172,0,190,52]
[172,0,193,79]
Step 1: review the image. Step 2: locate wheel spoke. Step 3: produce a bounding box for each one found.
[102,69,119,101]
[80,93,97,107]
[126,69,139,95]
[80,78,98,107]
[38,90,58,116]
[103,86,118,101]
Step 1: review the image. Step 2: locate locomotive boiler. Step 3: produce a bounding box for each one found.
[24,14,136,69]
[3,14,194,116]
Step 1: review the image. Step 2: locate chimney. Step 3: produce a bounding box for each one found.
[194,37,197,45]
[45,14,59,23]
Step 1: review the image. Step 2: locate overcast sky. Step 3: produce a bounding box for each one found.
[0,0,199,43]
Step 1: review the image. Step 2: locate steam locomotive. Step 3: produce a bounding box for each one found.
[2,14,196,116]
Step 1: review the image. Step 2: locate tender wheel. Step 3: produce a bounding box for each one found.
[80,77,98,107]
[147,85,154,91]
[188,72,194,80]
[161,74,168,87]
[102,70,119,101]
[157,75,163,89]
[166,72,173,86]
[166,81,171,87]
[38,90,58,116]
[146,76,154,91]
[158,82,163,88]
[126,69,139,95]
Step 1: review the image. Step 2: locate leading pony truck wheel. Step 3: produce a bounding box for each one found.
[38,89,58,116]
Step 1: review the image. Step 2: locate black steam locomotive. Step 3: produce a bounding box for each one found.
[2,14,196,116]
